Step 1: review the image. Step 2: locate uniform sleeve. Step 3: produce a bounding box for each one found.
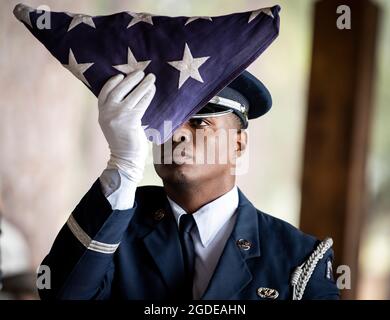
[302,248,340,300]
[38,178,136,300]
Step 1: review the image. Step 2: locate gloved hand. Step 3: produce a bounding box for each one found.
[98,71,156,184]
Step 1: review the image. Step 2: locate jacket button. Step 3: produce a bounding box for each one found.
[153,209,165,221]
[236,239,251,250]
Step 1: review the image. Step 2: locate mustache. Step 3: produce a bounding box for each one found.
[156,142,194,163]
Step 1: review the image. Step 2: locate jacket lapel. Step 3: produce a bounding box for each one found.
[133,188,186,296]
[201,189,261,299]
[134,186,262,299]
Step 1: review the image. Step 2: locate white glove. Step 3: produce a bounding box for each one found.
[98,71,156,184]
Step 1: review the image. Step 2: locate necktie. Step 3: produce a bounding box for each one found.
[179,214,196,299]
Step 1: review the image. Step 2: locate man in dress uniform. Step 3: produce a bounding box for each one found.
[38,70,340,300]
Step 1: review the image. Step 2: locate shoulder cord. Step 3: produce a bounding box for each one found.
[290,237,333,300]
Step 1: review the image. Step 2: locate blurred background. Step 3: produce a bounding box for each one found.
[0,0,389,299]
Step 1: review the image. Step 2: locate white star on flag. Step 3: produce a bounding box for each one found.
[63,49,94,87]
[185,16,213,26]
[14,4,34,28]
[66,13,96,32]
[127,12,154,28]
[167,43,210,89]
[248,8,274,23]
[113,47,151,74]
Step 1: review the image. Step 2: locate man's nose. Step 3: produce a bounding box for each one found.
[172,123,192,143]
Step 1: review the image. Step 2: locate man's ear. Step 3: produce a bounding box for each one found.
[236,130,247,157]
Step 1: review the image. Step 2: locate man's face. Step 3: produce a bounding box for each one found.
[153,113,247,186]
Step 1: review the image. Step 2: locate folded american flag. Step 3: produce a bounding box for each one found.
[13,3,280,143]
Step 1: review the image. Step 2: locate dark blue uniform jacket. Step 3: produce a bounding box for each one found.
[39,179,339,300]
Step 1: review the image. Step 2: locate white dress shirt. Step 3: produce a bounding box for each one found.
[167,187,239,299]
[100,169,239,299]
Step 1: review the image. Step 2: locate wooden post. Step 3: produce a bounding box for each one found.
[300,0,379,299]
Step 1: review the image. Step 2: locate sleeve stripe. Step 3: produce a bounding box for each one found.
[90,240,119,249]
[66,214,120,254]
[66,214,91,247]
